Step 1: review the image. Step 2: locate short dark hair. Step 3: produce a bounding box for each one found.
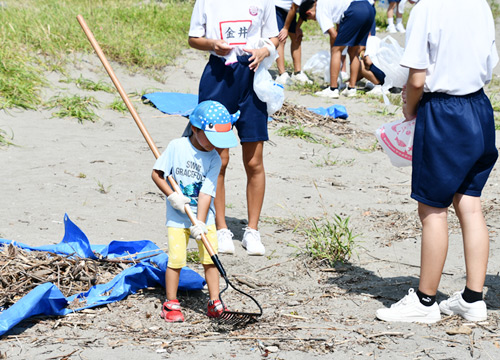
[299,0,316,22]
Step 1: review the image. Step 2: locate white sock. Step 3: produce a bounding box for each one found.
[396,18,403,25]
[388,18,394,26]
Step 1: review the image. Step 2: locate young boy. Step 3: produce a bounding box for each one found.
[152,100,238,322]
[275,0,312,85]
[376,0,498,323]
[299,0,376,98]
[188,0,279,256]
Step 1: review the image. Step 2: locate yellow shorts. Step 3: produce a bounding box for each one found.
[166,224,218,269]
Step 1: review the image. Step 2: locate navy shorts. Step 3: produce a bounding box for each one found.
[335,1,375,47]
[198,55,268,143]
[389,0,401,3]
[276,6,297,33]
[411,89,498,208]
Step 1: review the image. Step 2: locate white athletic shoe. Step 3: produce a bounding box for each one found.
[376,288,441,323]
[217,228,235,254]
[241,227,265,256]
[341,87,357,98]
[315,87,339,99]
[387,24,397,34]
[366,85,389,96]
[439,291,487,321]
[275,72,292,86]
[396,23,406,33]
[340,71,349,82]
[291,72,313,84]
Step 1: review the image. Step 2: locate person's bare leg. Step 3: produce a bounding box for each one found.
[166,267,181,300]
[453,194,489,292]
[347,46,361,88]
[203,264,220,300]
[276,40,286,75]
[418,202,449,296]
[330,46,344,88]
[242,141,265,230]
[215,148,229,230]
[290,32,301,73]
[387,3,396,23]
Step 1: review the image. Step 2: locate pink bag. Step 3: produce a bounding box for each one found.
[375,118,415,167]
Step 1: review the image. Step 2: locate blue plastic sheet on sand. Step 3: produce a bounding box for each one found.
[308,104,348,119]
[142,92,348,120]
[142,92,198,117]
[0,214,206,336]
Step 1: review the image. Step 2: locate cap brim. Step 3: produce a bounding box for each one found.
[205,131,239,149]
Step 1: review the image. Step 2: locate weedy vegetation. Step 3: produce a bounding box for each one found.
[47,94,100,123]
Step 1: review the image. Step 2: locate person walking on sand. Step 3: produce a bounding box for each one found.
[274,0,312,86]
[188,0,279,256]
[376,0,498,324]
[152,101,238,322]
[299,0,376,99]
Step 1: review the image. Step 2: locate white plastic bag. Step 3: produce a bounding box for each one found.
[251,39,284,116]
[375,118,415,167]
[374,36,409,89]
[303,50,331,83]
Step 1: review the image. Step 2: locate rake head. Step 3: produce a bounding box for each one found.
[213,277,263,326]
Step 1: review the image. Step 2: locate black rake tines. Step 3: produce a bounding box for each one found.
[211,256,263,325]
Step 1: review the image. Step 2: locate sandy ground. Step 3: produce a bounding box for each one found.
[2,25,500,359]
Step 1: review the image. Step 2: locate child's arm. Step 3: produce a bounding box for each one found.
[152,170,190,213]
[188,36,232,57]
[278,3,300,42]
[403,68,426,121]
[244,37,279,71]
[196,192,212,223]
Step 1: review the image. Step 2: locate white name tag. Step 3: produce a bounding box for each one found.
[219,20,252,46]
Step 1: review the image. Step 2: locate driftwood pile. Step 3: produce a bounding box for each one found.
[272,102,354,136]
[0,243,130,310]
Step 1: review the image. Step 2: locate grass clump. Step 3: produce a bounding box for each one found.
[186,250,200,263]
[299,215,357,266]
[109,98,128,113]
[276,124,320,143]
[0,128,14,147]
[73,76,115,93]
[0,0,193,110]
[47,94,100,123]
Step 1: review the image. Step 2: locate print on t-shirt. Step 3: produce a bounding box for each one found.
[219,20,252,45]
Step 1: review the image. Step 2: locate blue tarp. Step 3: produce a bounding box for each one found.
[0,214,206,336]
[142,92,348,120]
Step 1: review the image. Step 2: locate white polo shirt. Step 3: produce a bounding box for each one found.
[400,0,498,95]
[275,0,302,11]
[316,0,352,34]
[189,0,279,58]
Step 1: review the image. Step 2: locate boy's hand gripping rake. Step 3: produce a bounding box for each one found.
[76,15,263,325]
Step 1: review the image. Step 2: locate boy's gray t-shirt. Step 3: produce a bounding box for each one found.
[153,137,221,228]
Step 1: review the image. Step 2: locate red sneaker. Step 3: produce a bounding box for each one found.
[207,299,227,318]
[160,299,185,322]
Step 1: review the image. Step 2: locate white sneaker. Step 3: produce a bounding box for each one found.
[387,24,397,33]
[275,72,292,86]
[396,23,406,33]
[341,87,357,97]
[291,72,312,84]
[315,87,339,99]
[366,85,389,96]
[340,71,349,82]
[217,228,235,254]
[376,288,441,323]
[439,291,487,321]
[241,226,265,256]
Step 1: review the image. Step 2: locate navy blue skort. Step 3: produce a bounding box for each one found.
[411,89,498,208]
[198,55,269,143]
[335,1,375,47]
[276,6,297,33]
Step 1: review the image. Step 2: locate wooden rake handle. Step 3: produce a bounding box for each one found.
[76,14,160,159]
[77,15,216,258]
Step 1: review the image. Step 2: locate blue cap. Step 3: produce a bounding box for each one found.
[189,101,238,148]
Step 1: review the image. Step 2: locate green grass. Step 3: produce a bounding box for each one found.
[47,94,100,123]
[0,0,193,110]
[0,128,14,147]
[186,250,200,263]
[109,97,128,113]
[73,76,115,93]
[298,215,358,266]
[276,124,320,143]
